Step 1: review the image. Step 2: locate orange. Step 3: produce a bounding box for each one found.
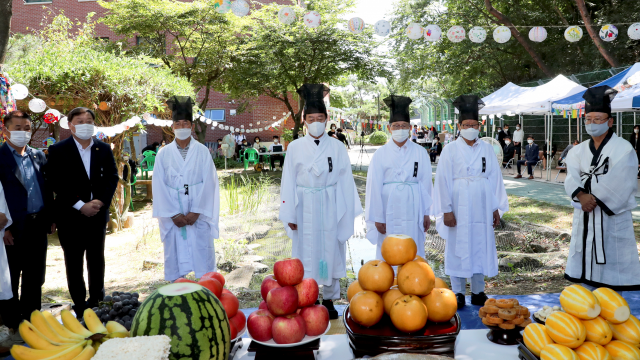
[413,255,427,263]
[546,312,587,349]
[421,288,457,323]
[382,286,404,315]
[582,316,613,346]
[380,234,417,265]
[592,288,630,324]
[560,285,601,320]
[347,280,364,302]
[350,291,384,327]
[604,340,640,360]
[609,314,640,346]
[574,342,612,360]
[389,295,428,333]
[540,344,580,360]
[434,277,449,289]
[358,260,394,293]
[397,260,435,296]
[524,323,554,357]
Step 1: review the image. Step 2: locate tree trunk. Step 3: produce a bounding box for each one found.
[0,0,11,64]
[484,0,555,78]
[194,85,212,143]
[574,0,620,67]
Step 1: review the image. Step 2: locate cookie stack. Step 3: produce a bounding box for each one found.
[479,298,532,330]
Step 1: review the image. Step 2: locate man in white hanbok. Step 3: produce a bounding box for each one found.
[433,95,509,308]
[365,95,433,259]
[153,96,220,282]
[564,85,640,290]
[280,84,362,319]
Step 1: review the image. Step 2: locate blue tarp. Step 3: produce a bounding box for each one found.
[553,66,634,107]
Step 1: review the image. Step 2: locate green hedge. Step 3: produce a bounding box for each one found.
[368,131,388,145]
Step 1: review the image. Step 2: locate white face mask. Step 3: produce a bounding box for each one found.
[72,124,95,140]
[460,128,479,141]
[516,126,521,130]
[307,121,326,137]
[505,141,511,145]
[274,139,279,143]
[635,129,639,134]
[255,140,260,143]
[174,128,192,140]
[392,129,410,142]
[585,122,609,137]
[527,139,533,144]
[8,131,31,147]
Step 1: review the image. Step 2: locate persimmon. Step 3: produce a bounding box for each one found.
[390,295,428,333]
[350,291,384,327]
[358,260,394,293]
[381,235,417,266]
[382,286,404,315]
[421,288,457,322]
[397,261,435,296]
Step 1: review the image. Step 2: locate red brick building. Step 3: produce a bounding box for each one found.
[10,0,297,147]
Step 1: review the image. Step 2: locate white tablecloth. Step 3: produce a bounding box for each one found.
[232,335,354,360]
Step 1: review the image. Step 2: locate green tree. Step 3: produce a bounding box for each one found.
[331,75,390,120]
[224,0,385,135]
[100,0,239,142]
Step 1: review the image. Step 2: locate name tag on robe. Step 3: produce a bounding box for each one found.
[328,157,333,172]
[413,162,418,177]
[482,157,486,173]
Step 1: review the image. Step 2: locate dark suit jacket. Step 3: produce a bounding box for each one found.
[45,137,118,226]
[0,143,53,238]
[525,143,540,163]
[503,143,516,162]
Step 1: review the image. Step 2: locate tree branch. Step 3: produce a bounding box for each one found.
[574,0,620,67]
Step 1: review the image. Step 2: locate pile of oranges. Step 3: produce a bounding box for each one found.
[347,234,458,333]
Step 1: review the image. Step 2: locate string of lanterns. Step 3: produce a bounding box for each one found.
[215,112,291,133]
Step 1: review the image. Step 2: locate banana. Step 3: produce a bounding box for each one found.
[105,331,129,339]
[30,311,80,344]
[105,321,129,335]
[19,321,65,350]
[10,344,75,360]
[83,309,107,334]
[69,344,95,360]
[38,341,87,360]
[60,310,93,338]
[41,311,86,341]
[91,341,101,353]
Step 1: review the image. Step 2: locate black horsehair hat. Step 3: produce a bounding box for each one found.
[297,84,330,117]
[383,95,412,123]
[453,95,485,122]
[583,85,618,117]
[166,96,195,122]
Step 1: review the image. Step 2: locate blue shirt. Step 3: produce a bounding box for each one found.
[11,146,44,214]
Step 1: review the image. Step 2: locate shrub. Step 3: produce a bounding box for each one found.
[368,131,388,145]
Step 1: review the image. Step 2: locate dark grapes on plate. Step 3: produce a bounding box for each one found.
[128,309,137,317]
[117,319,125,326]
[92,307,99,312]
[124,321,132,330]
[113,302,123,311]
[109,309,117,317]
[122,315,131,322]
[103,296,112,302]
[131,292,139,298]
[112,296,121,303]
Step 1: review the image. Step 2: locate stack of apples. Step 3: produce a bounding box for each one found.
[248,258,330,344]
[174,271,246,339]
[347,234,458,333]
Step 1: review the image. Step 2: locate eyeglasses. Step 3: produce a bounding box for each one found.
[584,117,609,125]
[390,124,411,130]
[460,124,480,129]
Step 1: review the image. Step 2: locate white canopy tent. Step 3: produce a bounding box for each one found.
[611,84,640,112]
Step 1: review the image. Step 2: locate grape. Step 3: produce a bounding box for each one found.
[92,307,100,312]
[95,310,103,317]
[100,314,109,322]
[122,295,131,301]
[113,302,123,311]
[112,291,120,296]
[122,299,130,306]
[117,319,125,326]
[129,309,137,317]
[112,296,121,303]
[131,293,139,298]
[104,296,112,302]
[122,305,132,313]
[109,309,117,317]
[124,321,132,330]
[122,315,131,322]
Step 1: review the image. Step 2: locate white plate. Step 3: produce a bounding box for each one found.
[232,325,246,342]
[247,321,331,348]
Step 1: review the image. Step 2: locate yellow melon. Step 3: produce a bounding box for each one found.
[592,288,630,324]
[546,312,587,349]
[524,323,555,357]
[575,342,612,360]
[604,340,640,360]
[609,315,640,346]
[582,316,613,346]
[541,344,580,360]
[560,285,601,320]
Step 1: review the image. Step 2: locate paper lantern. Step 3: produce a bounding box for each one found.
[436,121,440,125]
[374,20,391,37]
[565,26,583,42]
[628,23,640,40]
[406,23,424,40]
[98,101,110,111]
[469,26,486,43]
[43,109,61,124]
[303,11,321,28]
[482,115,487,120]
[206,118,212,124]
[529,26,547,42]
[348,17,365,34]
[231,0,250,17]
[241,124,244,128]
[424,25,442,41]
[11,84,28,100]
[447,26,465,43]
[224,125,229,130]
[278,6,296,25]
[59,116,68,129]
[493,26,511,43]
[28,98,46,113]
[96,132,107,140]
[214,0,231,13]
[43,137,56,147]
[600,24,618,42]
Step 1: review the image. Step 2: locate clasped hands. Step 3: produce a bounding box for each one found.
[375,216,431,235]
[577,192,597,212]
[80,200,105,217]
[172,213,200,227]
[443,210,501,228]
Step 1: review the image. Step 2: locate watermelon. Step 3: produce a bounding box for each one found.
[131,282,230,360]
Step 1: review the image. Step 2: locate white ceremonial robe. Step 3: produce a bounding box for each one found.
[0,183,13,300]
[433,137,509,279]
[364,140,433,259]
[279,133,363,287]
[152,138,220,281]
[564,131,640,290]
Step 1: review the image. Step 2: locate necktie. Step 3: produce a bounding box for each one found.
[314,140,320,146]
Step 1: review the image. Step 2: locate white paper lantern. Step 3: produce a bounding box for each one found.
[206,119,212,124]
[468,26,487,43]
[231,0,250,17]
[59,116,69,129]
[497,113,502,118]
[348,17,365,34]
[28,98,46,113]
[628,23,640,40]
[424,25,442,41]
[490,114,495,119]
[506,111,512,116]
[241,129,245,133]
[447,26,465,43]
[374,20,391,37]
[599,24,618,42]
[406,23,424,40]
[214,0,232,14]
[278,6,296,25]
[44,109,61,122]
[565,26,583,42]
[303,11,321,28]
[529,27,547,42]
[493,26,511,43]
[224,125,229,130]
[436,121,440,125]
[218,124,224,129]
[241,124,244,128]
[447,120,453,124]
[482,115,487,120]
[11,84,29,100]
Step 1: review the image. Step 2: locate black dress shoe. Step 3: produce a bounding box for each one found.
[455,293,465,309]
[322,299,339,320]
[471,292,489,306]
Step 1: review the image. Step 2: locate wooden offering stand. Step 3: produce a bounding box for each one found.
[247,339,321,360]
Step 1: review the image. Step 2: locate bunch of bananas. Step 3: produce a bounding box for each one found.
[10,308,129,360]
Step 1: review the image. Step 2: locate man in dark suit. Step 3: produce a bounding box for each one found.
[0,111,54,346]
[497,124,510,148]
[516,134,539,179]
[502,135,516,167]
[45,107,118,318]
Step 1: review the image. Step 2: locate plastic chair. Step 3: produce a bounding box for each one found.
[532,160,544,178]
[140,152,156,179]
[243,147,260,171]
[142,150,156,158]
[502,158,515,175]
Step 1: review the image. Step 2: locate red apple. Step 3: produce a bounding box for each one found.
[230,311,246,333]
[247,310,275,342]
[266,286,298,316]
[272,314,306,344]
[299,305,329,336]
[294,278,319,308]
[174,278,196,284]
[201,271,225,286]
[222,288,232,295]
[273,258,304,286]
[229,320,238,340]
[198,279,223,298]
[260,275,281,301]
[259,301,268,311]
[220,292,239,318]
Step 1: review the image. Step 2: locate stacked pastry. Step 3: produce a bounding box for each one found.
[478,298,532,330]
